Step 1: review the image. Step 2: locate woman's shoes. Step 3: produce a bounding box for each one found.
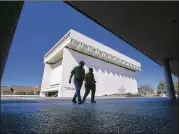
[91,100,96,103]
[78,101,83,104]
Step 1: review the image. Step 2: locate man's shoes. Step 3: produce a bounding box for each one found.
[91,100,96,103]
[72,100,77,103]
[81,99,85,103]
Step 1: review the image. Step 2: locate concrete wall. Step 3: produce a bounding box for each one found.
[60,48,138,97]
[40,60,63,97]
[41,63,52,89]
[50,60,63,85]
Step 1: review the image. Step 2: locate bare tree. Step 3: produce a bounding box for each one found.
[118,86,126,95]
[138,84,154,95]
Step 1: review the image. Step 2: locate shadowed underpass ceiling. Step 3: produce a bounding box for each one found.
[0,2,178,81]
[65,1,179,77]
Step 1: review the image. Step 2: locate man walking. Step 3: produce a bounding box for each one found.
[82,68,96,103]
[69,61,85,104]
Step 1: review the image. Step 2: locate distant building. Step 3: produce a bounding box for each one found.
[40,30,141,97]
[1,85,41,95]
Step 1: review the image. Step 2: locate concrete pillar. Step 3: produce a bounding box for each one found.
[162,59,176,100]
[40,91,46,97]
[0,2,24,81]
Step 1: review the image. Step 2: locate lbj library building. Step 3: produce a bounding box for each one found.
[40,30,141,97]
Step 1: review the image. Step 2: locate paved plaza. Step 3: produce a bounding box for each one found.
[1,97,179,134]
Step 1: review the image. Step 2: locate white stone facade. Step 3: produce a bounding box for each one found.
[40,30,141,97]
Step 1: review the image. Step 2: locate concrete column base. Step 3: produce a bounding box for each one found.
[162,59,176,100]
[40,91,46,97]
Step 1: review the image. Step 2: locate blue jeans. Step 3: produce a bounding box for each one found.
[73,79,83,102]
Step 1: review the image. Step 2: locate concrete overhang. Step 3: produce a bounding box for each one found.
[65,1,179,77]
[44,29,141,71]
[0,2,24,80]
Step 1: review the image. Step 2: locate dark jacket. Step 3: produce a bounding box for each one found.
[71,66,85,80]
[85,72,96,85]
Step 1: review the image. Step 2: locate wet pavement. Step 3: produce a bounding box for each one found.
[1,97,179,134]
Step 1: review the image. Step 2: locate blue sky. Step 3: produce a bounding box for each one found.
[1,2,178,88]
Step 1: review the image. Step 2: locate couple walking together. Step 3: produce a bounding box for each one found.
[69,61,96,104]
